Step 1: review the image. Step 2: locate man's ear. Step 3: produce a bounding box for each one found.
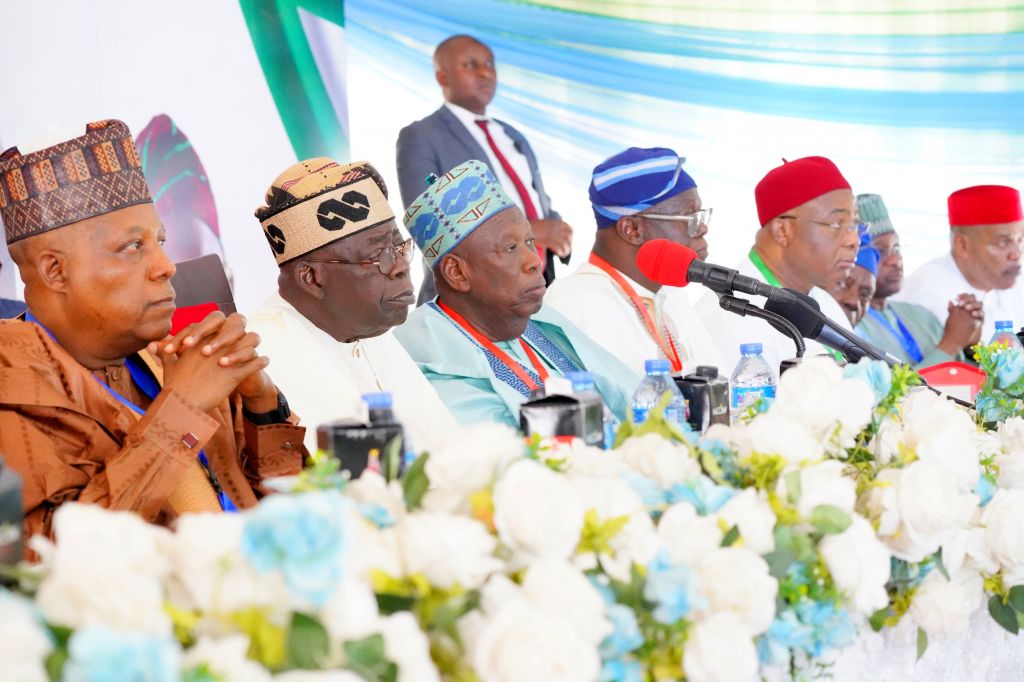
[292,261,327,300]
[766,217,792,248]
[614,216,644,246]
[950,228,968,258]
[438,254,471,293]
[435,68,448,89]
[35,249,70,293]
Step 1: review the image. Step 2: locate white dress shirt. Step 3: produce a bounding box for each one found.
[895,252,1024,341]
[695,255,851,375]
[248,293,457,453]
[545,260,724,377]
[444,102,542,215]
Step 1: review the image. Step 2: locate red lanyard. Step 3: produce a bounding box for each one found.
[436,300,549,391]
[589,252,683,373]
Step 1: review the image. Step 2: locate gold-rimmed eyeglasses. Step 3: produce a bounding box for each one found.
[306,237,415,276]
[779,215,858,233]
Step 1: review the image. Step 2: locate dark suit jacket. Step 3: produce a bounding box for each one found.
[396,105,563,304]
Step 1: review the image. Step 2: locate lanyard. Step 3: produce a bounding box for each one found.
[436,300,549,392]
[866,306,924,363]
[23,312,236,512]
[748,248,782,287]
[589,253,683,373]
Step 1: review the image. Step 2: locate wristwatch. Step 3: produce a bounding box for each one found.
[243,391,291,426]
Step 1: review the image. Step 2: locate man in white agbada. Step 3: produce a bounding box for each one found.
[545,147,723,378]
[696,156,859,373]
[895,185,1024,341]
[248,158,456,453]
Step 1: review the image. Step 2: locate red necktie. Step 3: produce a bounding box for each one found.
[474,120,547,262]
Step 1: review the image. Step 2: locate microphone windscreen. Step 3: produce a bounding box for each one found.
[764,291,825,337]
[636,239,697,287]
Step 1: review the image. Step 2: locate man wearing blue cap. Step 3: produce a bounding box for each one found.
[854,194,980,368]
[545,147,722,377]
[829,232,879,327]
[394,160,637,428]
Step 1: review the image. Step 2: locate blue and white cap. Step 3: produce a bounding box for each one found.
[589,147,697,228]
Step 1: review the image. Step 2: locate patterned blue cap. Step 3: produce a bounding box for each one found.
[403,159,516,267]
[855,231,880,275]
[589,147,697,228]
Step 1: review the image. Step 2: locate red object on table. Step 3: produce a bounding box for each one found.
[917,361,987,403]
[170,302,219,336]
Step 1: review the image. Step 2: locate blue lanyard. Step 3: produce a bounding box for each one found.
[24,312,237,511]
[866,306,924,364]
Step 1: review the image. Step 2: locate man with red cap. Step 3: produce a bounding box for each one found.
[697,156,859,373]
[897,185,1024,341]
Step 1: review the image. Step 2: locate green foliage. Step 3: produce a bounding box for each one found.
[294,456,347,492]
[988,595,1019,635]
[613,393,688,447]
[43,624,73,682]
[721,524,740,547]
[343,634,398,682]
[577,510,631,556]
[916,627,928,661]
[808,505,852,535]
[227,608,287,669]
[286,612,330,670]
[182,663,221,682]
[402,452,431,510]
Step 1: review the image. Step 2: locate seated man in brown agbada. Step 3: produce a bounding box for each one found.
[0,120,307,544]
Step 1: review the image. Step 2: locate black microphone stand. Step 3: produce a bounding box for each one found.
[717,294,806,358]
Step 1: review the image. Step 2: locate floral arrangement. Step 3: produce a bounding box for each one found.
[974,342,1024,424]
[5,356,1024,682]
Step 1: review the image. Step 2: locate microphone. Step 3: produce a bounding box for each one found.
[636,239,798,304]
[763,290,901,365]
[718,294,806,357]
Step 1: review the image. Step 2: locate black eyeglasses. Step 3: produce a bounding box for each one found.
[307,237,415,275]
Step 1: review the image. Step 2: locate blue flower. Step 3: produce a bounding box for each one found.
[600,604,644,659]
[794,600,857,657]
[975,473,997,507]
[666,475,735,515]
[843,359,892,405]
[697,437,743,485]
[599,658,644,682]
[643,551,706,624]
[975,394,1008,424]
[622,471,668,511]
[995,349,1024,390]
[62,629,180,682]
[357,502,395,528]
[241,490,350,606]
[757,609,813,664]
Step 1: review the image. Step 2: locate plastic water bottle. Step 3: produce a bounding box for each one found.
[989,320,1024,351]
[568,370,620,447]
[730,343,777,415]
[632,359,687,427]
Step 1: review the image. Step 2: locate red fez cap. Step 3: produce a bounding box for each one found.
[754,156,851,226]
[947,185,1022,228]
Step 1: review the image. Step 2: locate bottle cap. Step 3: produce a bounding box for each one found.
[695,365,719,379]
[995,320,1014,331]
[740,343,763,355]
[566,370,595,391]
[644,359,671,373]
[361,392,393,409]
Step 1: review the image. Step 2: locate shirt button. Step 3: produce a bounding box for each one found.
[353,346,361,358]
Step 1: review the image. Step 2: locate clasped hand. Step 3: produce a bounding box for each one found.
[147,312,277,414]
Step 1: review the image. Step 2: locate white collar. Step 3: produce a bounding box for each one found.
[444,101,490,127]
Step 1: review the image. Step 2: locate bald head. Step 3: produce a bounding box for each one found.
[433,34,496,115]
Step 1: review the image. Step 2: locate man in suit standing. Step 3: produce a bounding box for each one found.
[397,34,573,304]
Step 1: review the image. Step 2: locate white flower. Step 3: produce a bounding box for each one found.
[996,446,1024,490]
[318,577,380,643]
[34,503,171,634]
[396,512,501,589]
[521,559,611,645]
[421,423,523,513]
[379,612,441,682]
[492,460,585,564]
[902,390,976,449]
[571,475,659,581]
[0,589,52,682]
[683,612,758,682]
[743,414,824,463]
[869,418,902,466]
[657,502,723,567]
[942,526,999,576]
[560,444,628,478]
[996,417,1024,455]
[345,472,406,522]
[770,357,875,450]
[617,433,701,488]
[717,489,776,555]
[981,489,1024,579]
[464,582,600,682]
[777,459,856,519]
[867,461,978,563]
[182,635,272,682]
[819,515,891,614]
[167,513,288,614]
[695,548,777,635]
[274,672,365,682]
[915,424,980,491]
[908,568,983,638]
